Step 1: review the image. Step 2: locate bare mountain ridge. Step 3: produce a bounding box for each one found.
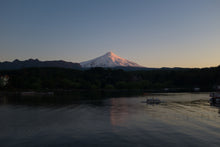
[0,59,81,70]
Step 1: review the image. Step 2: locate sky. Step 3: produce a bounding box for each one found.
[0,0,220,68]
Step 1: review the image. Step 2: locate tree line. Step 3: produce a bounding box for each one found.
[1,66,220,91]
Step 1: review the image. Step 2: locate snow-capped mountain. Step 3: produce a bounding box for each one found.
[80,52,143,68]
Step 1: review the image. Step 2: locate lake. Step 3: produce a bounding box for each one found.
[0,92,220,147]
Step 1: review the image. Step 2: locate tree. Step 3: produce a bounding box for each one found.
[0,75,9,87]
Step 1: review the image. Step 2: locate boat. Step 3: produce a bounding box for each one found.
[146,98,161,104]
[209,92,220,105]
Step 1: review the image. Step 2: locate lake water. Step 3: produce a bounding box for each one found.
[0,92,220,147]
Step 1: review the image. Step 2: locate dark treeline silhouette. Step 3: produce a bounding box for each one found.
[1,66,220,91]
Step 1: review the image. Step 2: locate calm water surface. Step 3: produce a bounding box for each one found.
[0,92,220,147]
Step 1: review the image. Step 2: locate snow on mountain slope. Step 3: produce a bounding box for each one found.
[80,52,142,68]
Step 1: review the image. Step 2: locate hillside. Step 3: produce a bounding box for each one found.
[0,59,81,70]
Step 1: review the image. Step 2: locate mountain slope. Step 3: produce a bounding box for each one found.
[0,59,81,70]
[80,52,143,68]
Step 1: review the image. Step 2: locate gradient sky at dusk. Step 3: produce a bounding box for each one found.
[0,0,220,68]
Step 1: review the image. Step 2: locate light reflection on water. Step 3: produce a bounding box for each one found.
[0,92,220,147]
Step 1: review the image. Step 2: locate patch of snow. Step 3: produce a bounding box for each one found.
[80,51,143,68]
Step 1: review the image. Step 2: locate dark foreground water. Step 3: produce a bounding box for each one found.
[0,92,220,147]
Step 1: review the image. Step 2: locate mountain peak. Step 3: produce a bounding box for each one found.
[80,52,142,68]
[105,51,114,56]
[13,59,20,63]
[104,51,119,58]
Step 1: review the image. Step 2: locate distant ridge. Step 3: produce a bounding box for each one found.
[0,59,81,70]
[80,52,143,68]
[0,54,194,71]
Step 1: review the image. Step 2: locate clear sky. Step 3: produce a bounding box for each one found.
[0,0,220,68]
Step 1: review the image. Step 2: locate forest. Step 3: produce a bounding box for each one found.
[1,66,220,92]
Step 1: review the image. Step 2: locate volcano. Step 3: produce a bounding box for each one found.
[80,52,143,68]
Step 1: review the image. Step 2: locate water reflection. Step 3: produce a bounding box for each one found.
[0,92,220,147]
[0,90,143,107]
[110,98,130,126]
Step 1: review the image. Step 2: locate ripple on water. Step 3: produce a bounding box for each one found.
[0,92,220,146]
